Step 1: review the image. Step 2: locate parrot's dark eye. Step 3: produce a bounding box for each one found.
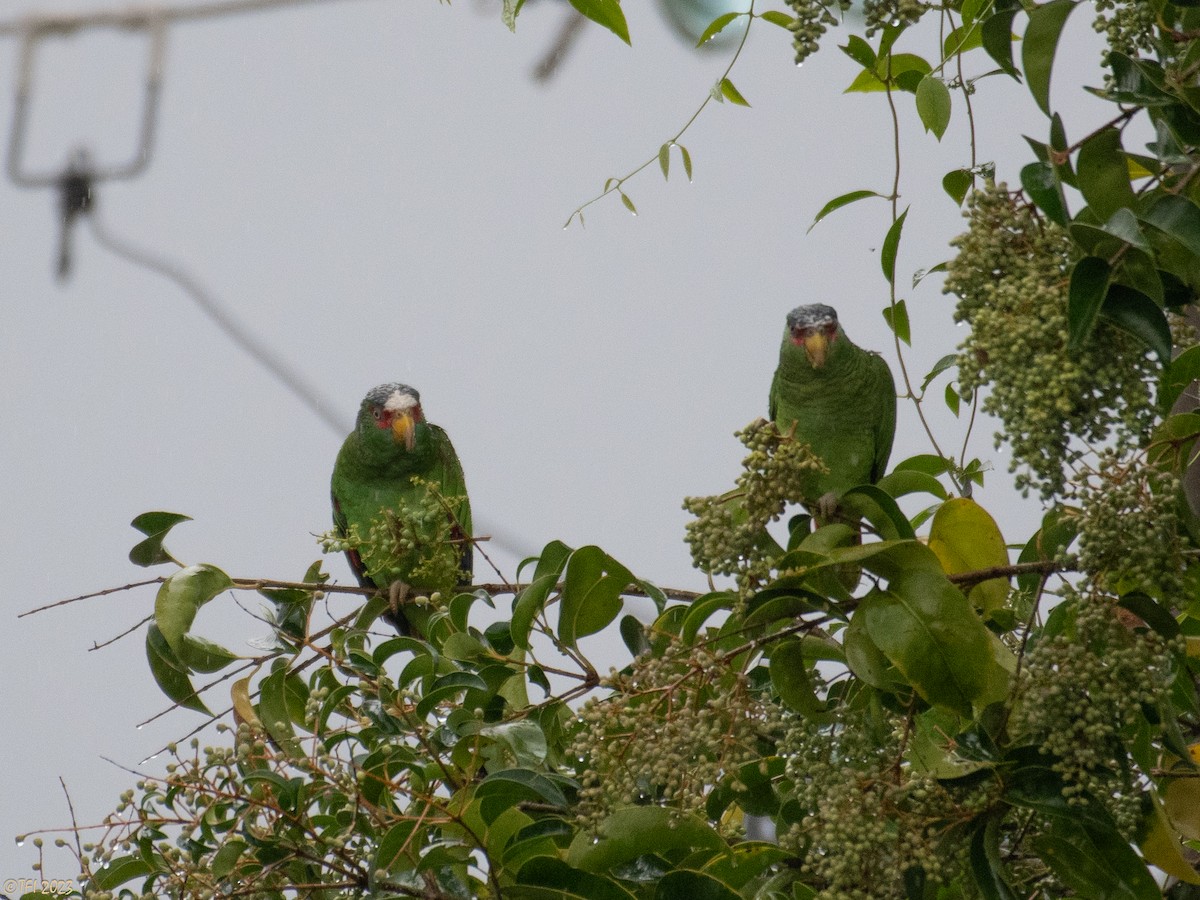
[372,408,382,420]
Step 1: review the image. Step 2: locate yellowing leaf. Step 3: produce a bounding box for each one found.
[928,498,1008,613]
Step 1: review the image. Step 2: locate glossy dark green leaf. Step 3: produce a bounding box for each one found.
[1022,0,1077,116]
[770,638,829,718]
[920,354,957,392]
[558,546,633,646]
[258,668,303,757]
[179,633,240,673]
[1103,284,1172,362]
[882,299,911,345]
[1119,591,1180,638]
[881,208,909,285]
[1020,160,1068,225]
[1066,256,1111,351]
[681,591,736,643]
[840,484,917,540]
[618,613,651,657]
[969,815,1018,900]
[874,468,949,501]
[981,7,1020,78]
[129,510,191,567]
[1161,345,1200,412]
[91,854,159,890]
[915,75,951,139]
[1142,194,1200,258]
[514,857,638,899]
[860,573,996,716]
[154,564,234,657]
[145,624,209,714]
[568,808,724,872]
[1077,128,1136,221]
[845,53,932,92]
[567,0,630,45]
[1033,818,1160,899]
[656,870,741,900]
[511,573,558,651]
[479,768,569,808]
[809,189,882,232]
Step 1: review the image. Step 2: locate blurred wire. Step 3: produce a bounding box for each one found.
[0,0,343,37]
[86,210,351,435]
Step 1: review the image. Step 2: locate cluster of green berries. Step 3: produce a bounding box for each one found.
[778,711,977,898]
[570,642,785,835]
[861,0,927,36]
[1068,449,1187,600]
[945,183,1158,499]
[320,477,465,598]
[683,419,827,590]
[1012,589,1178,832]
[784,0,850,65]
[1092,0,1161,66]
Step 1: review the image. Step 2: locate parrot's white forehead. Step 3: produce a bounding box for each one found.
[384,392,419,413]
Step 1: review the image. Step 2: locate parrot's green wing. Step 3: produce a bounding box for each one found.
[867,350,897,484]
[430,424,473,581]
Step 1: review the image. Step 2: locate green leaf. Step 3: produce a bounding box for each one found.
[679,144,693,181]
[658,143,670,179]
[1033,818,1160,899]
[860,573,997,716]
[808,189,882,232]
[840,35,876,69]
[1020,160,1068,225]
[515,857,638,899]
[502,0,526,32]
[479,768,569,808]
[881,208,909,285]
[718,77,750,107]
[619,614,651,657]
[620,191,637,215]
[145,624,210,714]
[179,633,240,673]
[944,20,984,56]
[258,668,304,757]
[770,638,829,719]
[681,591,736,643]
[882,299,911,345]
[970,815,1019,900]
[943,168,972,205]
[981,7,1020,78]
[512,573,558,651]
[568,808,724,872]
[1142,194,1200,258]
[845,53,932,93]
[1139,787,1200,884]
[1077,127,1136,222]
[129,511,191,567]
[1103,285,1172,362]
[1160,345,1200,412]
[91,854,159,889]
[567,0,630,45]
[1066,256,1111,352]
[920,354,957,392]
[558,546,632,647]
[945,382,961,416]
[758,10,795,30]
[696,12,742,46]
[927,498,1009,614]
[656,870,741,900]
[1022,0,1077,116]
[915,75,951,139]
[154,564,234,657]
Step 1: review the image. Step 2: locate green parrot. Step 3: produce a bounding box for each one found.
[769,303,897,518]
[331,383,472,634]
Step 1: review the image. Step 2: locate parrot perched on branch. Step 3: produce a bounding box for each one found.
[769,303,897,518]
[330,383,472,634]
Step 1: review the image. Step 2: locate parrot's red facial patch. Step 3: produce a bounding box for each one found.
[791,323,837,346]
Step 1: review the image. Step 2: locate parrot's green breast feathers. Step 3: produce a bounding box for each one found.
[769,305,897,500]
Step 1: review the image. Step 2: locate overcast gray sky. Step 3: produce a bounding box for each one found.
[1,0,1111,879]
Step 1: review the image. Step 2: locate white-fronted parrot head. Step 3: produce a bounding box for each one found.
[358,382,425,451]
[785,303,841,369]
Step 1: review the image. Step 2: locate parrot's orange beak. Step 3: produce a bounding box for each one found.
[392,411,416,450]
[801,331,829,369]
